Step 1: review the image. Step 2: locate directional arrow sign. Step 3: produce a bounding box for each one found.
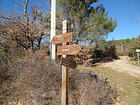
[57,44,81,55]
[61,57,76,69]
[51,32,72,44]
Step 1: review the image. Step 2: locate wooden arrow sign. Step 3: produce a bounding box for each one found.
[61,57,76,69]
[57,44,81,55]
[51,32,72,44]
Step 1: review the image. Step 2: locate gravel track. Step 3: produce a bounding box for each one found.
[102,56,140,78]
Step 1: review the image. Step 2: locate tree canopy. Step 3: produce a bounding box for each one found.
[0,0,117,52]
[57,0,117,45]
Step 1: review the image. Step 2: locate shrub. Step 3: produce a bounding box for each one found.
[89,43,118,64]
[0,51,61,105]
[128,40,140,59]
[0,51,117,105]
[68,73,117,105]
[0,47,6,59]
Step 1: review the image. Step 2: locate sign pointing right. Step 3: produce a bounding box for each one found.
[57,44,81,55]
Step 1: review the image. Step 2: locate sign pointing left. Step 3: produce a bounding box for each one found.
[51,32,72,44]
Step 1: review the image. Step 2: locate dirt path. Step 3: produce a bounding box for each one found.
[101,56,140,78]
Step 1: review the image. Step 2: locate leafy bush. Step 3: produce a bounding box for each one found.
[0,47,6,59]
[129,40,140,59]
[91,43,117,61]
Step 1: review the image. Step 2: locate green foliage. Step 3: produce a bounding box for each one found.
[57,0,117,44]
[105,38,132,56]
[91,41,117,59]
[106,37,140,58]
[129,40,140,58]
[0,47,6,59]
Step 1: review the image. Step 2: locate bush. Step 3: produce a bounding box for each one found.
[90,43,118,64]
[68,73,117,105]
[0,51,117,105]
[0,51,61,105]
[128,40,140,59]
[0,47,6,59]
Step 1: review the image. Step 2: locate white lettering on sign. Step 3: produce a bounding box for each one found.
[62,49,70,52]
[57,37,64,40]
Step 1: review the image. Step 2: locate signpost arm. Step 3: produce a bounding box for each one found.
[62,20,68,105]
[50,0,56,60]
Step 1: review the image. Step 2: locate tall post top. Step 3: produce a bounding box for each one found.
[63,20,69,33]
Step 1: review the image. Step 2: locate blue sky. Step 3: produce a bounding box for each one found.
[101,0,140,40]
[0,0,140,40]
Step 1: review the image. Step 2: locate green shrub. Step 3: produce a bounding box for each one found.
[0,47,6,59]
[129,40,140,59]
[91,43,117,60]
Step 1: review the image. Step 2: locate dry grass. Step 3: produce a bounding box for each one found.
[0,51,62,105]
[78,65,140,105]
[0,51,118,105]
[128,58,140,67]
[68,67,117,105]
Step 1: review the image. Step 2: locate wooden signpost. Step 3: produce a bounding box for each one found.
[51,20,81,105]
[136,49,140,64]
[51,32,72,44]
[61,57,77,69]
[57,44,81,55]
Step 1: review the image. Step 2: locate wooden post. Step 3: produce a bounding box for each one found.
[136,49,140,65]
[62,20,68,105]
[51,20,81,105]
[137,52,139,65]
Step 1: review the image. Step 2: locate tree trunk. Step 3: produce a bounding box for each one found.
[22,0,29,23]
